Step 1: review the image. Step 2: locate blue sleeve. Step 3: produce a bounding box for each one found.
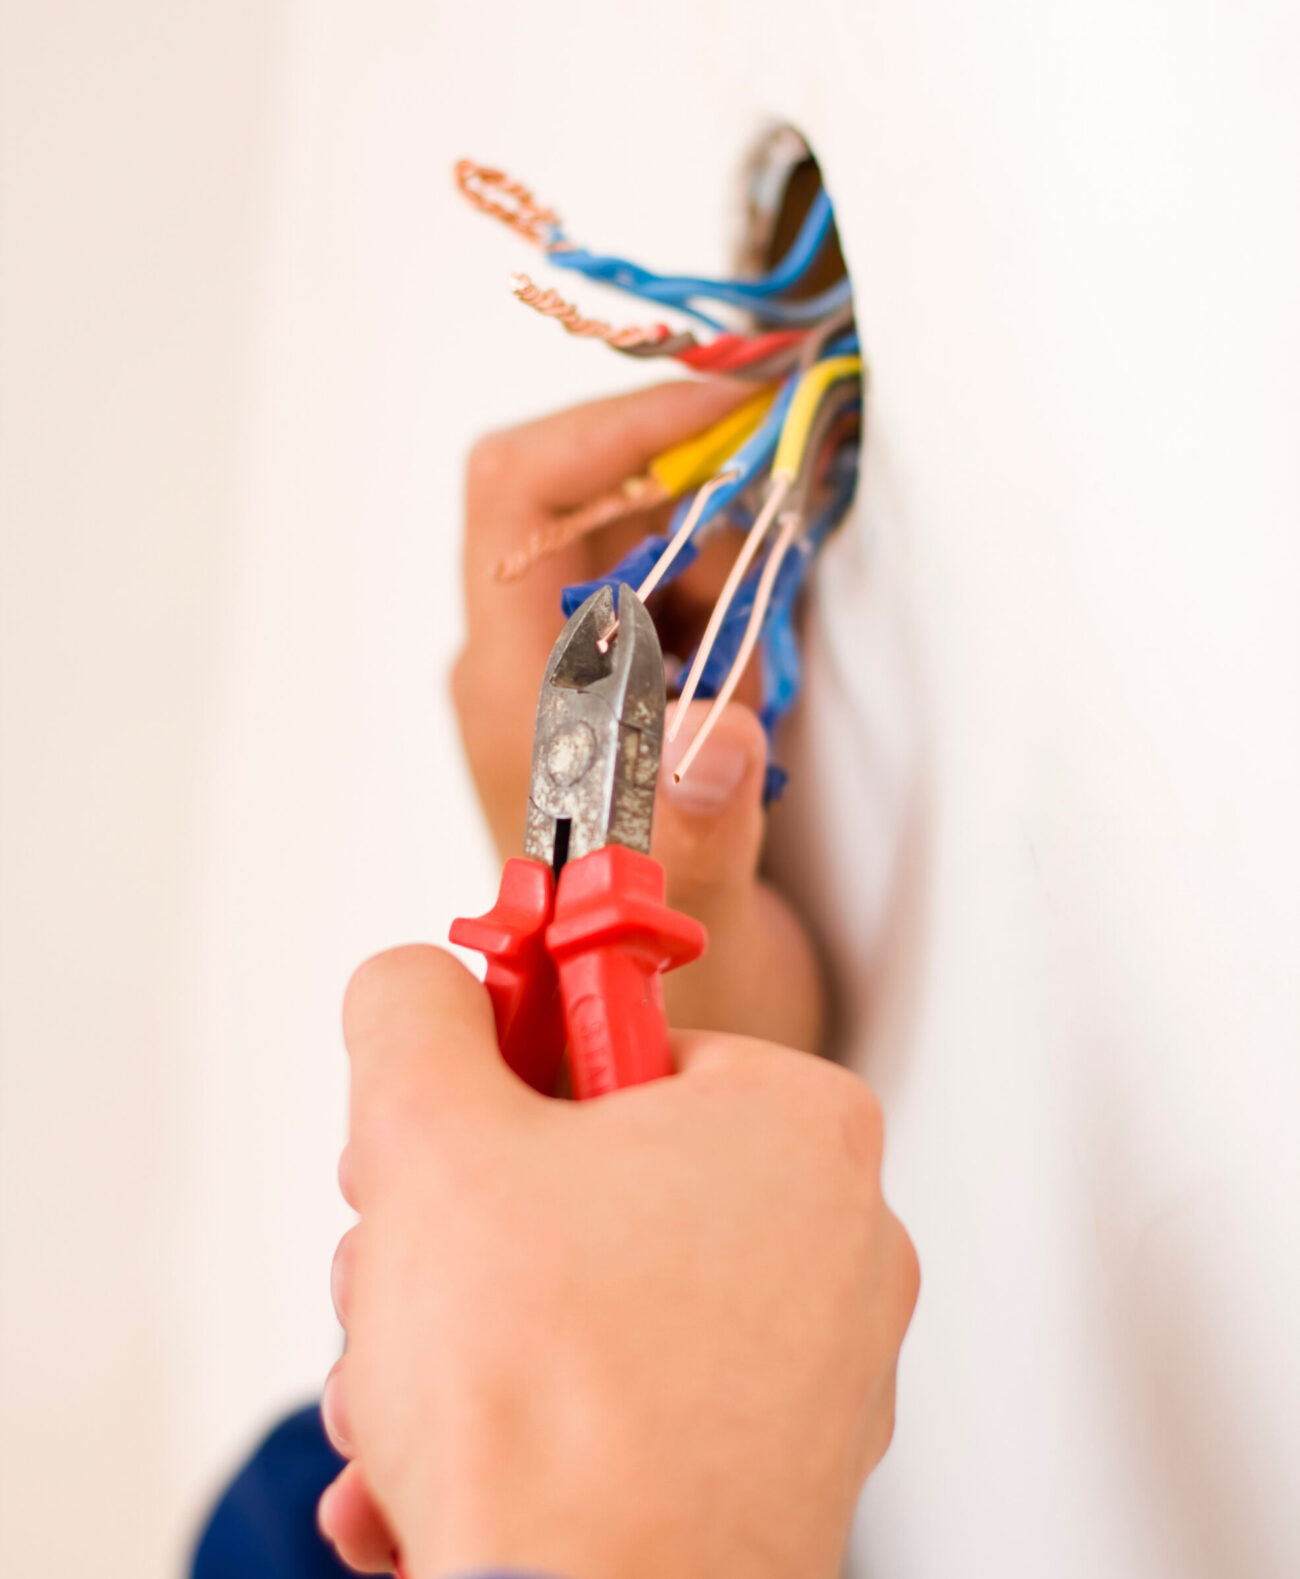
[190,1403,351,1579]
[190,1401,571,1579]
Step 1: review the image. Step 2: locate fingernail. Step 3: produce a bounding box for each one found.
[662,710,750,817]
[337,1146,355,1207]
[321,1363,353,1455]
[331,1235,350,1328]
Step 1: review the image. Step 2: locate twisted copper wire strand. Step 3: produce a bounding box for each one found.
[454,160,561,246]
[509,274,669,350]
[493,475,670,584]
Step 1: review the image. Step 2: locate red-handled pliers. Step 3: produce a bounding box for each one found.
[450,584,706,1100]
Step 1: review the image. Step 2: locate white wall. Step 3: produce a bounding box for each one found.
[0,5,765,1571]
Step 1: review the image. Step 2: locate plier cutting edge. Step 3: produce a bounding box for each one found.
[451,584,706,1100]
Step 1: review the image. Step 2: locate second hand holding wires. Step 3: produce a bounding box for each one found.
[494,386,776,583]
[457,157,862,795]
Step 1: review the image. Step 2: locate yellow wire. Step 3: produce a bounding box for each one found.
[647,386,777,497]
[772,355,863,482]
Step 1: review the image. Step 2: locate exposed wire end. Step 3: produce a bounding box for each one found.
[673,510,801,785]
[493,475,671,584]
[509,273,670,349]
[667,471,793,740]
[454,160,561,246]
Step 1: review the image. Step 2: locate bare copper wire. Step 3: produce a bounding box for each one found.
[510,274,669,350]
[493,475,671,584]
[454,160,561,246]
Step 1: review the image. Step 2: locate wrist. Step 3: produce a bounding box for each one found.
[397,1463,689,1579]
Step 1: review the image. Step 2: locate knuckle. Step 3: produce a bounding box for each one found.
[449,648,473,725]
[343,948,405,1040]
[320,1357,353,1455]
[893,1216,922,1316]
[343,944,454,1033]
[829,1071,884,1169]
[343,946,471,1142]
[862,1377,899,1473]
[350,1096,419,1179]
[465,429,514,498]
[331,1227,358,1325]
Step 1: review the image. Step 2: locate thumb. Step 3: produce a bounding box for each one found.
[343,945,522,1199]
[656,700,768,898]
[652,702,821,1052]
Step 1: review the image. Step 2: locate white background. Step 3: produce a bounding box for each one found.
[3,3,1298,1576]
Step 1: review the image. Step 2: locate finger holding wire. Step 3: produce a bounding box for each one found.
[456,380,758,859]
[458,156,862,805]
[494,385,778,583]
[452,155,854,1053]
[560,371,803,615]
[456,381,828,1052]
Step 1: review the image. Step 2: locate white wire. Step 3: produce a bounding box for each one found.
[665,472,792,743]
[671,511,801,784]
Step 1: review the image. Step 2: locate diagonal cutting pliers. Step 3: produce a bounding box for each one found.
[450,584,706,1100]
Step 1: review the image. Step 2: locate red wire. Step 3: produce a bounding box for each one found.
[676,330,807,372]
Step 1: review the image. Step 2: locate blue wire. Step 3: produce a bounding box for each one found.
[543,183,858,801]
[743,190,834,296]
[558,396,859,803]
[687,408,861,700]
[560,373,800,617]
[560,509,703,618]
[547,188,830,303]
[548,251,852,328]
[693,571,763,697]
[543,188,845,329]
[756,446,860,800]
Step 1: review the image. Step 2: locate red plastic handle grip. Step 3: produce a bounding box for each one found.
[546,846,707,1100]
[449,857,565,1095]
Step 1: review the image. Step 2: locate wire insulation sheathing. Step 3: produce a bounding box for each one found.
[666,471,793,739]
[672,510,802,784]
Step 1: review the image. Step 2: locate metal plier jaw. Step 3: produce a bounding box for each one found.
[451,586,706,1100]
[523,584,664,869]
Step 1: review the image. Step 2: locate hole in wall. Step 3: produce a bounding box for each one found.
[647,127,859,717]
[741,125,849,298]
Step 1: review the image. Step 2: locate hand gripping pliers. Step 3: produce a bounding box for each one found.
[450,585,706,1100]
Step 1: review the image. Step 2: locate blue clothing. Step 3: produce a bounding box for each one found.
[192,1405,560,1579]
[191,1404,351,1579]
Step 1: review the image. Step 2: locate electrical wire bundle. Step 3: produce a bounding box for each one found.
[456,159,862,801]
